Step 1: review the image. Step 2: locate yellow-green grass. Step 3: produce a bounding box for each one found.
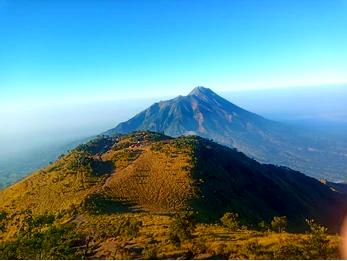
[75,213,341,259]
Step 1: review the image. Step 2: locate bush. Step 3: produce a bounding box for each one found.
[273,242,304,259]
[111,217,143,238]
[30,213,55,228]
[220,212,239,231]
[169,211,196,245]
[0,211,7,233]
[302,219,329,259]
[142,247,158,260]
[191,241,208,256]
[230,240,264,259]
[16,211,56,235]
[122,218,143,237]
[271,216,287,232]
[0,224,86,259]
[257,220,269,232]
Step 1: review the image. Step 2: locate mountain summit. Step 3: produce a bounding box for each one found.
[189,86,215,97]
[106,87,345,179]
[107,86,273,139]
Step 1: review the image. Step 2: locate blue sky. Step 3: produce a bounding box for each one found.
[1,0,347,104]
[1,0,347,153]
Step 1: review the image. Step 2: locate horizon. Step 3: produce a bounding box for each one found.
[1,84,347,158]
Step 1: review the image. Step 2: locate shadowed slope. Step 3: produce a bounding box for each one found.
[189,137,347,231]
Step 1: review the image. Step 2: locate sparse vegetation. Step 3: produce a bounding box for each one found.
[258,220,269,232]
[271,216,287,233]
[169,211,197,245]
[220,212,240,231]
[272,240,304,259]
[0,211,7,233]
[114,217,143,237]
[0,132,345,259]
[0,224,86,259]
[0,209,342,259]
[302,219,329,259]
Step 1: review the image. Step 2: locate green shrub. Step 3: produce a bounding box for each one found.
[16,211,56,235]
[302,219,329,259]
[257,220,269,232]
[0,211,7,220]
[169,211,196,245]
[92,216,143,240]
[104,217,143,238]
[220,212,239,231]
[230,240,264,259]
[0,224,86,259]
[0,211,7,233]
[142,247,158,260]
[191,241,208,256]
[118,218,143,237]
[271,216,287,232]
[273,242,304,259]
[31,213,55,228]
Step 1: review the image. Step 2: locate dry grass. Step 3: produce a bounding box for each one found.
[0,153,104,216]
[103,142,194,212]
[0,132,343,259]
[74,212,341,259]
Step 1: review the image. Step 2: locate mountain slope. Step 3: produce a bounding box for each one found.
[0,136,93,189]
[1,132,346,233]
[108,87,277,138]
[106,87,347,180]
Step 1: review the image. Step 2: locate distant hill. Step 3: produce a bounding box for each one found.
[106,87,347,181]
[1,131,346,232]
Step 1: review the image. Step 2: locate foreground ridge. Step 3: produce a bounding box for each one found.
[0,131,346,259]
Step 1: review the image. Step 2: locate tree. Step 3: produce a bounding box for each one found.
[220,212,240,231]
[271,216,287,232]
[302,219,329,259]
[169,211,196,245]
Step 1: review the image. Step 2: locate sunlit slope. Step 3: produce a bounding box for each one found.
[1,131,346,232]
[0,137,116,215]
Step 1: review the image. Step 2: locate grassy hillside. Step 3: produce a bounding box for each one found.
[0,211,342,259]
[0,131,346,259]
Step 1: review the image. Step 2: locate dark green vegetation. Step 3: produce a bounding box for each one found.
[0,212,87,259]
[107,87,347,181]
[0,131,346,259]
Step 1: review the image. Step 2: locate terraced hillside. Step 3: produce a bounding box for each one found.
[0,131,346,259]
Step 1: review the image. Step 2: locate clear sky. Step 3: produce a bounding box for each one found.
[1,0,347,104]
[1,0,347,154]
